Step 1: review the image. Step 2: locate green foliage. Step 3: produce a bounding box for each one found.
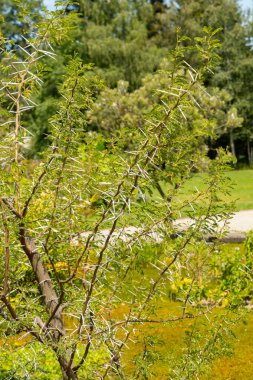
[0,0,43,45]
[170,0,253,162]
[171,316,235,380]
[1,0,250,162]
[132,335,163,379]
[77,0,165,90]
[0,8,246,380]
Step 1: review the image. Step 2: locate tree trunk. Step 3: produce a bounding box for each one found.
[29,251,65,337]
[59,359,79,380]
[18,226,83,378]
[247,139,253,165]
[57,353,80,379]
[229,129,236,159]
[19,227,82,378]
[19,227,65,339]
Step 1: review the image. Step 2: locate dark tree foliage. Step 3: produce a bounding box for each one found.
[2,0,253,163]
[73,0,166,90]
[167,0,253,163]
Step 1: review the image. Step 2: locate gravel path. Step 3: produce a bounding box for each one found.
[73,210,253,246]
[175,209,253,242]
[225,209,253,232]
[176,209,253,232]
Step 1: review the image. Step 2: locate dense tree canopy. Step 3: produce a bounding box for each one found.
[170,0,253,162]
[1,0,253,159]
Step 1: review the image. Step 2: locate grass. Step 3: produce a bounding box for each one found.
[1,231,253,378]
[151,169,253,213]
[224,169,253,211]
[119,243,253,379]
[120,299,253,380]
[181,169,253,211]
[121,309,253,380]
[204,313,253,380]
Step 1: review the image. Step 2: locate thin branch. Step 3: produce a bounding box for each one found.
[71,310,94,372]
[22,155,55,218]
[1,198,21,219]
[1,206,11,296]
[0,295,19,320]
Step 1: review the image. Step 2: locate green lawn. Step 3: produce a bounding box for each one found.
[175,169,253,212]
[225,169,253,211]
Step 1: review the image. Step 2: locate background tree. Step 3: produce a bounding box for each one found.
[2,0,249,164]
[75,0,166,90]
[169,0,253,162]
[0,0,43,47]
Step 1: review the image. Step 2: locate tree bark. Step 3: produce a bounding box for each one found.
[229,129,236,159]
[19,227,83,378]
[247,139,253,165]
[19,226,65,339]
[58,356,79,380]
